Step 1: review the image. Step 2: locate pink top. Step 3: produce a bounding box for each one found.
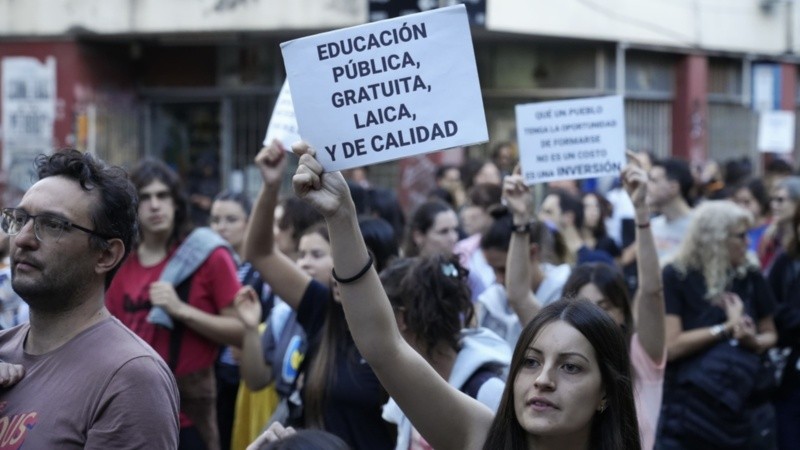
[630,332,666,450]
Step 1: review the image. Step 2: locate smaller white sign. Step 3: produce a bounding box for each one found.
[516,95,626,185]
[263,80,301,149]
[280,4,487,172]
[758,110,796,154]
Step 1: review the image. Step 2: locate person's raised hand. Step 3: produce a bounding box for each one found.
[255,140,288,187]
[622,150,649,208]
[233,285,262,331]
[502,166,533,224]
[291,142,351,219]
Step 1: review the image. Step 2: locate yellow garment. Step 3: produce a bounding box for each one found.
[230,322,280,450]
[230,382,280,450]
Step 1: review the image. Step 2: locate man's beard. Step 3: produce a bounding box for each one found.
[11,269,82,314]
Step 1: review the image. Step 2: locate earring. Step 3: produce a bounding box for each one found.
[597,400,607,413]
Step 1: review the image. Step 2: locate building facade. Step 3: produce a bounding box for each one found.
[1,0,798,209]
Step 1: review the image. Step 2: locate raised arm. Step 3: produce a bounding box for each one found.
[233,285,274,390]
[503,172,541,326]
[291,144,493,450]
[623,152,665,362]
[242,141,312,309]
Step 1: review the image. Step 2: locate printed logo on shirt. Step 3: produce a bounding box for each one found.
[122,294,152,313]
[281,335,305,384]
[0,410,38,449]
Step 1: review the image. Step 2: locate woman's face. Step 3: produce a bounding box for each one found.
[771,187,796,222]
[538,194,562,226]
[460,205,491,237]
[733,187,763,222]
[416,210,459,257]
[474,162,502,186]
[513,321,605,441]
[582,195,601,230]
[297,232,334,286]
[727,221,750,268]
[209,200,248,251]
[576,283,624,327]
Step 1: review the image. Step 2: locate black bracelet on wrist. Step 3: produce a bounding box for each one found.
[331,254,374,284]
[512,221,534,234]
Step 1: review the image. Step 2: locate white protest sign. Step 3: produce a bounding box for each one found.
[280,4,488,172]
[516,95,626,185]
[263,80,301,149]
[758,110,796,154]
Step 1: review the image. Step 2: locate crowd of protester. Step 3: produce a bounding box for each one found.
[2,139,800,450]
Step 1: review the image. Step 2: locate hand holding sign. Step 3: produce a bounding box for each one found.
[292,143,350,218]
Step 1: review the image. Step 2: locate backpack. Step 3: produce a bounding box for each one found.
[461,365,503,399]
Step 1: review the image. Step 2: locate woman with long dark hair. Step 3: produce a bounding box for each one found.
[380,254,511,449]
[237,142,397,450]
[502,155,664,450]
[289,143,640,450]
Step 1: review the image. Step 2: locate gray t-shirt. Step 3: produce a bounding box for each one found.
[0,317,180,449]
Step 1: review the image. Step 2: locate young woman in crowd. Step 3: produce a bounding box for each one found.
[461,157,503,191]
[379,254,511,449]
[767,201,800,450]
[209,190,273,450]
[579,192,621,265]
[403,199,460,258]
[731,178,771,254]
[568,167,664,449]
[760,176,800,270]
[289,142,641,450]
[455,183,503,299]
[538,189,582,264]
[237,141,397,450]
[658,200,777,449]
[501,154,665,450]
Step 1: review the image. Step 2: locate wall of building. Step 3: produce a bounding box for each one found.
[0,0,366,36]
[488,0,799,56]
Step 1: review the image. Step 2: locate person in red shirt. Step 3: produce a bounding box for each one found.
[106,158,243,450]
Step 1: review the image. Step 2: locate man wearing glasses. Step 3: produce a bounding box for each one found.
[0,150,179,449]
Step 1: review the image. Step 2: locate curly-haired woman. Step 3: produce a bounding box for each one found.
[657,200,777,449]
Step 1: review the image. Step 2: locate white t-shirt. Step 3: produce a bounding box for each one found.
[651,213,692,265]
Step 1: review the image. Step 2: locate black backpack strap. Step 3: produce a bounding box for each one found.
[461,366,501,400]
[168,276,194,371]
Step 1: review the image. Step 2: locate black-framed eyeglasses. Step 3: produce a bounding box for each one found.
[1,208,110,243]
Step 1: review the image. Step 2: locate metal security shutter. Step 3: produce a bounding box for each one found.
[227,93,276,200]
[707,102,758,166]
[624,99,672,159]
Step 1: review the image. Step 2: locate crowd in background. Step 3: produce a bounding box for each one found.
[1,140,800,450]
